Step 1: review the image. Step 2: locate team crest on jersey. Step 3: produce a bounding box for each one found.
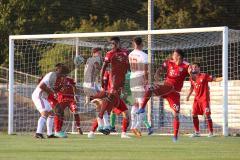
[116,55,123,62]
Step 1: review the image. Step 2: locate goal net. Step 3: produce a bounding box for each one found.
[8,27,240,136]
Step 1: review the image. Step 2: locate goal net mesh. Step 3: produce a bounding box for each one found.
[10,29,240,135]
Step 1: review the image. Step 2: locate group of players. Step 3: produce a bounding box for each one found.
[32,36,222,142]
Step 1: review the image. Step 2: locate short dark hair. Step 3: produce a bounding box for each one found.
[55,63,64,68]
[174,49,185,58]
[133,37,142,46]
[55,63,69,75]
[61,65,70,75]
[192,61,200,67]
[110,36,120,43]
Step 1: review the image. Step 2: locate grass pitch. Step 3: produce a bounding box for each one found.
[0,133,240,160]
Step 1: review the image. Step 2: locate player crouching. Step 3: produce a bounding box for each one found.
[54,76,83,138]
[32,63,68,139]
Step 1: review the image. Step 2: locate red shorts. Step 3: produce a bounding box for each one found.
[151,84,174,97]
[112,99,128,115]
[59,101,78,113]
[105,93,121,113]
[162,91,180,113]
[47,94,58,108]
[192,100,211,116]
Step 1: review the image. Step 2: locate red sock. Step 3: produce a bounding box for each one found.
[74,114,80,128]
[173,118,180,137]
[206,117,213,133]
[122,118,129,132]
[54,115,63,132]
[193,116,199,132]
[91,119,98,132]
[54,116,59,132]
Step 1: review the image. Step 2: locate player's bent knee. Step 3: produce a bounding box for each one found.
[91,98,103,111]
[98,112,104,119]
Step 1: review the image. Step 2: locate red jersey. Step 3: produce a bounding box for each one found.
[163,60,189,92]
[57,77,76,102]
[104,48,129,92]
[190,73,213,101]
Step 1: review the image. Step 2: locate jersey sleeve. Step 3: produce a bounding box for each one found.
[67,77,76,86]
[41,72,56,88]
[206,74,214,82]
[142,52,148,64]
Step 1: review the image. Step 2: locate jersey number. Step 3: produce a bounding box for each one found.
[129,57,138,71]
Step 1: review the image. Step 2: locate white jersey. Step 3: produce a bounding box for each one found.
[83,56,101,85]
[32,72,57,99]
[129,49,148,78]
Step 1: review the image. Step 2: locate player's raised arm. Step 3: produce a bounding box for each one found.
[154,62,167,83]
[212,77,223,82]
[154,57,170,83]
[100,61,108,87]
[40,83,54,96]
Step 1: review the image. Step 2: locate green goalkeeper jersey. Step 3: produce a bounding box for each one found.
[121,71,134,105]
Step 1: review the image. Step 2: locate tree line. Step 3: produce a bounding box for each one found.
[1,0,240,66]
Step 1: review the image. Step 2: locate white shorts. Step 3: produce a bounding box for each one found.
[32,95,52,113]
[130,75,145,105]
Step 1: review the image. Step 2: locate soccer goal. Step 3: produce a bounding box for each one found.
[8,27,240,136]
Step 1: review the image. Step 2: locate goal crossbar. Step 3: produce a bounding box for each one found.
[9,26,227,40]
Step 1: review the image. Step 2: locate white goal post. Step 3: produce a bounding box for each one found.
[8,26,237,136]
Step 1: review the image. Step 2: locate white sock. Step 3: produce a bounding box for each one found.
[131,106,138,129]
[46,116,54,136]
[36,116,46,134]
[103,112,110,128]
[121,132,126,135]
[97,117,104,128]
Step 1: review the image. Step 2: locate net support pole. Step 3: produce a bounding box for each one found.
[75,38,79,83]
[8,37,14,135]
[147,0,154,126]
[222,27,229,136]
[72,38,79,133]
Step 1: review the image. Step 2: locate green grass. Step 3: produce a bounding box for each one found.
[0,133,240,160]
